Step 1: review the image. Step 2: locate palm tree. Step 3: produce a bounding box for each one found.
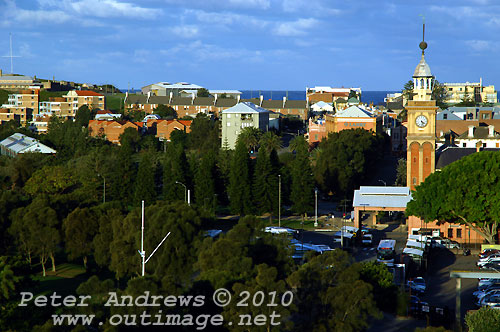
[289,135,309,153]
[259,131,282,153]
[236,127,262,152]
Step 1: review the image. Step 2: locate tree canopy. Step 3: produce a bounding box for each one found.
[406,151,500,244]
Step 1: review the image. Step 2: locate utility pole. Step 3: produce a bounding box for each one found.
[138,200,171,277]
[278,174,281,227]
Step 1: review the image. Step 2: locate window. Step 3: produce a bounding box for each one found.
[425,157,428,164]
[483,143,487,148]
[496,143,499,148]
[448,228,453,238]
[456,229,462,239]
[413,157,416,163]
[227,122,231,126]
[412,177,417,184]
[227,114,231,118]
[462,143,466,147]
[443,114,447,119]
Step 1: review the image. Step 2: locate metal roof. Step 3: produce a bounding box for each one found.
[210,90,242,94]
[336,105,374,118]
[0,133,56,154]
[222,102,269,114]
[353,186,412,208]
[413,53,432,77]
[0,75,34,81]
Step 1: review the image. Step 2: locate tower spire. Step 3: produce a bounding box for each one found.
[419,15,427,55]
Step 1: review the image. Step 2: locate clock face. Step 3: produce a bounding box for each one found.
[416,115,428,128]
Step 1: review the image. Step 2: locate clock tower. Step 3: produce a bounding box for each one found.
[406,23,438,190]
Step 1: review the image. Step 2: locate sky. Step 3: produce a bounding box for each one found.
[1,0,499,91]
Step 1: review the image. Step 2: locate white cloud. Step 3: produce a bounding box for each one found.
[274,18,319,37]
[170,25,199,38]
[465,40,497,52]
[165,0,270,10]
[2,0,159,27]
[281,0,341,16]
[190,10,269,29]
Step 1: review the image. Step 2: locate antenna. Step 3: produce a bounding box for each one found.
[418,15,428,54]
[2,33,21,74]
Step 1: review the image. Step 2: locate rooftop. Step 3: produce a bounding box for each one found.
[222,102,270,114]
[353,186,412,208]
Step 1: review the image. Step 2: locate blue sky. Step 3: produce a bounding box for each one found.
[1,0,499,91]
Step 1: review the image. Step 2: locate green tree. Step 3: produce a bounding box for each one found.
[289,135,308,153]
[259,131,282,153]
[456,85,476,107]
[119,127,141,154]
[402,80,414,102]
[237,127,262,153]
[228,140,253,214]
[465,306,500,332]
[154,104,177,119]
[75,105,93,127]
[134,152,157,205]
[287,250,381,331]
[93,207,124,268]
[162,144,190,202]
[188,113,220,153]
[24,165,77,197]
[394,158,407,186]
[0,258,17,300]
[63,207,99,269]
[194,151,217,213]
[406,151,500,244]
[290,140,314,220]
[360,261,397,312]
[197,88,210,97]
[432,80,448,109]
[253,147,278,215]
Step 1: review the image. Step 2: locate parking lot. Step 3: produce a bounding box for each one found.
[300,221,484,330]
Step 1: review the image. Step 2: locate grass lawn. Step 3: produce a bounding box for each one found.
[105,93,125,112]
[31,263,87,296]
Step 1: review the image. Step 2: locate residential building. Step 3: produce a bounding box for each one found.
[29,114,51,134]
[64,90,105,113]
[0,105,30,125]
[0,89,39,124]
[221,102,270,149]
[141,82,204,97]
[0,133,56,156]
[95,110,122,121]
[306,86,361,103]
[442,80,497,104]
[155,119,192,141]
[39,97,73,119]
[310,101,334,114]
[0,69,42,90]
[308,117,327,144]
[88,120,140,144]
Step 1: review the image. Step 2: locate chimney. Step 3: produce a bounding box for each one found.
[439,130,443,137]
[147,91,151,103]
[283,96,287,108]
[489,125,495,137]
[476,141,482,152]
[213,94,217,106]
[191,94,195,104]
[259,95,263,106]
[468,125,475,138]
[169,91,173,104]
[237,95,240,103]
[125,91,128,104]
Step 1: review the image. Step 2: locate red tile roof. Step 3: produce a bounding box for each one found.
[75,91,104,97]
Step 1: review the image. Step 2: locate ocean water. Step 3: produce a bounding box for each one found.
[240,90,399,106]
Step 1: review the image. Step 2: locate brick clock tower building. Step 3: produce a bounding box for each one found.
[406,35,438,190]
[405,28,484,244]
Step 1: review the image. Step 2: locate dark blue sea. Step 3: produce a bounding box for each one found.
[240,90,399,106]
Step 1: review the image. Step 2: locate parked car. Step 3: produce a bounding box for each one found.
[408,277,427,294]
[475,289,500,306]
[478,279,500,289]
[480,294,500,308]
[362,233,373,246]
[480,261,500,270]
[477,282,500,293]
[478,254,500,266]
[479,249,500,259]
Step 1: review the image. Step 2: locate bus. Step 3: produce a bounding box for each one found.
[377,239,397,265]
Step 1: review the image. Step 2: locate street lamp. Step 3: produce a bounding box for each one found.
[314,188,318,227]
[378,179,387,186]
[175,181,190,205]
[97,173,106,204]
[278,174,281,227]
